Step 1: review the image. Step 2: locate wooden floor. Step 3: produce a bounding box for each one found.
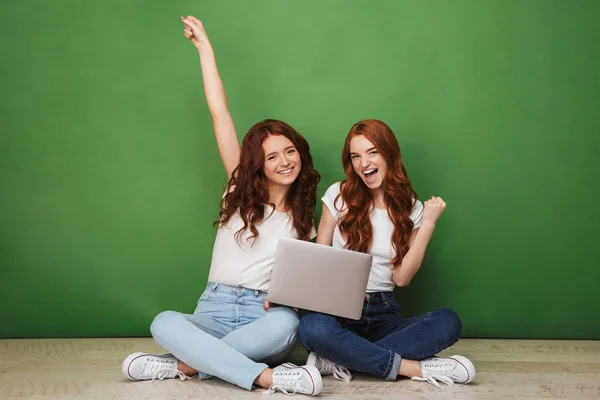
[1,338,599,399]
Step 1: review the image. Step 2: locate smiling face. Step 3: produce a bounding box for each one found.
[349,134,388,192]
[261,134,302,187]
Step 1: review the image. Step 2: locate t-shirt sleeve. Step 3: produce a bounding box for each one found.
[309,226,317,240]
[221,183,236,199]
[410,199,424,229]
[321,182,345,222]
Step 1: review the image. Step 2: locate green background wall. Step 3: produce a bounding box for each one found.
[1,1,599,339]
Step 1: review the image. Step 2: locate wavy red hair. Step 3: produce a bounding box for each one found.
[216,119,320,243]
[336,119,418,269]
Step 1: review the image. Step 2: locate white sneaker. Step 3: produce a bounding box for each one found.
[266,364,322,396]
[412,355,476,388]
[307,351,353,382]
[122,352,193,381]
[274,362,298,371]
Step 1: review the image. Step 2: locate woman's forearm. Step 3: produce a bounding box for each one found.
[392,222,436,286]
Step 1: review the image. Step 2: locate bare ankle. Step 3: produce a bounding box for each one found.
[254,368,273,389]
[177,360,198,377]
[398,359,422,378]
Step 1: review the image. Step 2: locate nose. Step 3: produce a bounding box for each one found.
[280,156,291,168]
[360,157,370,169]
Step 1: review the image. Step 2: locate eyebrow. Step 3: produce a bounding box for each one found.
[350,147,377,155]
[265,145,296,158]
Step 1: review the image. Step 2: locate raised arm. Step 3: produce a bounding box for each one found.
[181,16,241,178]
[392,196,446,287]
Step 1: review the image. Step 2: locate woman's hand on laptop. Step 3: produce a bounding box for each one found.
[264,300,298,312]
[264,299,277,311]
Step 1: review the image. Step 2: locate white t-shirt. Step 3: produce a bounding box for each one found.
[208,204,315,292]
[322,182,423,292]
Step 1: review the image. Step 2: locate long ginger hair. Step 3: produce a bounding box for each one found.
[215,119,320,243]
[336,119,417,269]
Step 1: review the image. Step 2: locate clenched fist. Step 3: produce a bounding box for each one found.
[180,16,209,50]
[422,196,446,226]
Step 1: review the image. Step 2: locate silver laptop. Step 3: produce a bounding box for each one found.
[267,238,373,320]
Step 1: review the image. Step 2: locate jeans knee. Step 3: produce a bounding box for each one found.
[150,310,184,339]
[298,313,336,349]
[270,308,300,340]
[259,307,299,347]
[435,308,462,342]
[278,308,301,331]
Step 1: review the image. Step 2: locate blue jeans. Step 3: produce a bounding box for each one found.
[150,282,299,390]
[298,291,461,380]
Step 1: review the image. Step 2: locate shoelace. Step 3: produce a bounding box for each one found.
[265,371,305,395]
[138,358,187,382]
[318,358,353,382]
[411,375,455,389]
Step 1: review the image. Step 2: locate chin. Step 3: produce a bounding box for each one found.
[362,179,383,190]
[282,176,299,186]
[272,175,298,187]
